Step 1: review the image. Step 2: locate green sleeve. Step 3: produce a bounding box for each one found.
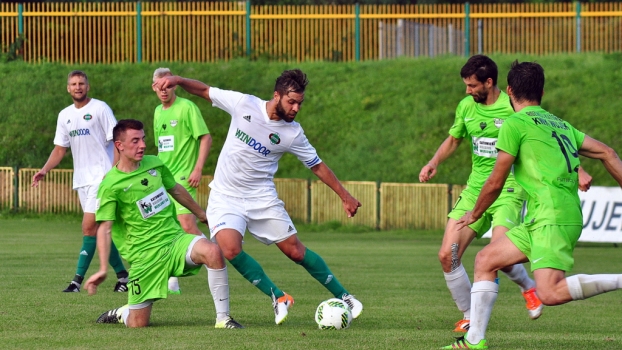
[188,102,209,140]
[572,125,586,149]
[496,117,521,157]
[161,164,177,190]
[448,101,467,139]
[96,184,117,222]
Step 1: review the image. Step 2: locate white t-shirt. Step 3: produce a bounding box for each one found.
[53,98,117,189]
[209,87,322,197]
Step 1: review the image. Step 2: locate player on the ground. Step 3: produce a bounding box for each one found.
[32,70,129,293]
[443,61,622,349]
[419,55,545,332]
[152,67,213,294]
[152,69,363,325]
[84,119,242,329]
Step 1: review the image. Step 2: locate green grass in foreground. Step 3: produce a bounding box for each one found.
[1,217,621,349]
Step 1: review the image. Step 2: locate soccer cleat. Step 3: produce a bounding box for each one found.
[453,319,470,333]
[272,292,294,325]
[113,281,128,292]
[442,336,488,349]
[96,305,128,324]
[215,316,245,329]
[62,281,80,293]
[341,294,363,319]
[522,287,543,319]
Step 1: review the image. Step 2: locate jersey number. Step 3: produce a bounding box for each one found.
[551,131,579,173]
[129,279,142,295]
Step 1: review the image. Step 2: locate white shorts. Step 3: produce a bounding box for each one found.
[77,184,100,213]
[206,191,297,245]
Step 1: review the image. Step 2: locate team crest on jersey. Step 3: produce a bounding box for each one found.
[480,122,487,130]
[170,120,178,127]
[83,114,92,121]
[148,169,157,177]
[162,124,167,130]
[494,118,504,128]
[141,178,149,186]
[269,133,281,145]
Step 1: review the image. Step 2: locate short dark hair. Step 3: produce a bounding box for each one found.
[507,60,545,104]
[67,70,88,84]
[113,119,144,142]
[460,55,498,86]
[274,69,309,96]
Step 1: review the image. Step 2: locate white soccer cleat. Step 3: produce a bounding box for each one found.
[272,292,294,325]
[341,294,363,319]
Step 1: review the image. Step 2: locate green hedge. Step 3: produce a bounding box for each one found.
[2,53,622,186]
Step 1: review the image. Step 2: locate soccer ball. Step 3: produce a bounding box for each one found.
[314,298,353,330]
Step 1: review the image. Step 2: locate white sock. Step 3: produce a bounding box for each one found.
[168,276,180,291]
[466,281,498,345]
[121,307,130,326]
[502,264,535,292]
[444,263,472,319]
[207,266,230,322]
[566,274,622,300]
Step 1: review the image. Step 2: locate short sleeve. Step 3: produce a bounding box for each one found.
[53,113,70,147]
[96,183,117,222]
[289,131,322,168]
[99,103,117,142]
[209,87,245,116]
[572,125,586,149]
[187,101,210,139]
[448,102,467,139]
[496,117,521,157]
[160,164,177,190]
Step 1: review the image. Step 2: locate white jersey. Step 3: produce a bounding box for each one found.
[209,87,322,197]
[53,98,117,189]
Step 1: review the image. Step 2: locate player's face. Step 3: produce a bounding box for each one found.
[275,91,304,123]
[463,75,492,103]
[116,129,146,162]
[67,76,90,102]
[154,74,176,104]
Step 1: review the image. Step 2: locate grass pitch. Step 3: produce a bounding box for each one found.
[1,216,621,349]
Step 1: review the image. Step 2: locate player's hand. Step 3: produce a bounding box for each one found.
[152,75,180,91]
[84,271,107,296]
[342,195,362,218]
[188,169,202,188]
[419,164,437,182]
[197,212,208,225]
[456,211,477,231]
[578,166,592,192]
[31,170,47,187]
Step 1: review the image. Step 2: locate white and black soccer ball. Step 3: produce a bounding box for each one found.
[315,298,353,330]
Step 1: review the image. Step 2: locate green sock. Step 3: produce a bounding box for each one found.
[229,251,284,298]
[75,236,97,277]
[108,242,128,277]
[298,248,348,298]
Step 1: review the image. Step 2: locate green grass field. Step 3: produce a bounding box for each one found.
[1,216,622,349]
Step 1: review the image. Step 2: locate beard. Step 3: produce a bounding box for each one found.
[276,100,295,123]
[471,91,488,103]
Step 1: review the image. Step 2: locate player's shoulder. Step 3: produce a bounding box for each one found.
[88,98,112,109]
[174,96,197,107]
[142,155,164,168]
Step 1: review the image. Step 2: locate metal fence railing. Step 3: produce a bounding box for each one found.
[2,2,622,63]
[2,168,465,230]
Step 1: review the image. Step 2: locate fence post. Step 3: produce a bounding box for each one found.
[464,2,470,57]
[355,3,360,61]
[307,178,312,223]
[246,0,251,58]
[13,166,18,211]
[136,2,142,63]
[576,1,581,53]
[17,3,23,35]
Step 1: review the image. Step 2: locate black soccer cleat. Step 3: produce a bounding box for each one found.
[62,281,80,293]
[96,305,128,324]
[113,281,128,292]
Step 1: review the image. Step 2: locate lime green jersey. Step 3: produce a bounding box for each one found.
[96,155,182,265]
[154,97,209,180]
[496,106,586,227]
[449,91,520,191]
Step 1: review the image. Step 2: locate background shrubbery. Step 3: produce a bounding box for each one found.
[1,53,622,186]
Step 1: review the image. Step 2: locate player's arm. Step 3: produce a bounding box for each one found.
[188,134,212,188]
[577,166,592,192]
[579,135,622,187]
[167,184,208,224]
[84,220,113,295]
[153,76,212,102]
[419,135,463,182]
[32,145,67,187]
[456,150,515,230]
[311,162,361,218]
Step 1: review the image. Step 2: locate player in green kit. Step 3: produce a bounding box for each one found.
[84,119,242,329]
[419,55,544,332]
[152,67,213,294]
[444,61,622,349]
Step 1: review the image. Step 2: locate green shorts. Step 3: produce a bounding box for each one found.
[506,224,582,272]
[448,186,524,239]
[127,233,202,305]
[169,185,198,215]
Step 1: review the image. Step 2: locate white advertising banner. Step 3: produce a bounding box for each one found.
[482,186,622,243]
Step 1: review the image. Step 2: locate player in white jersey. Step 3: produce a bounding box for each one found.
[32,70,129,293]
[153,69,363,325]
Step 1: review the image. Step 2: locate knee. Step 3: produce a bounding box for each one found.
[198,242,226,268]
[534,288,563,306]
[438,249,458,271]
[473,250,495,274]
[82,222,97,236]
[220,244,242,261]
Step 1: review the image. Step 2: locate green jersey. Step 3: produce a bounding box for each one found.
[96,155,182,265]
[449,91,520,191]
[496,106,586,227]
[154,97,209,181]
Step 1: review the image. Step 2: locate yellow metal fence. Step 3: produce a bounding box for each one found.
[1,2,622,63]
[3,169,465,230]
